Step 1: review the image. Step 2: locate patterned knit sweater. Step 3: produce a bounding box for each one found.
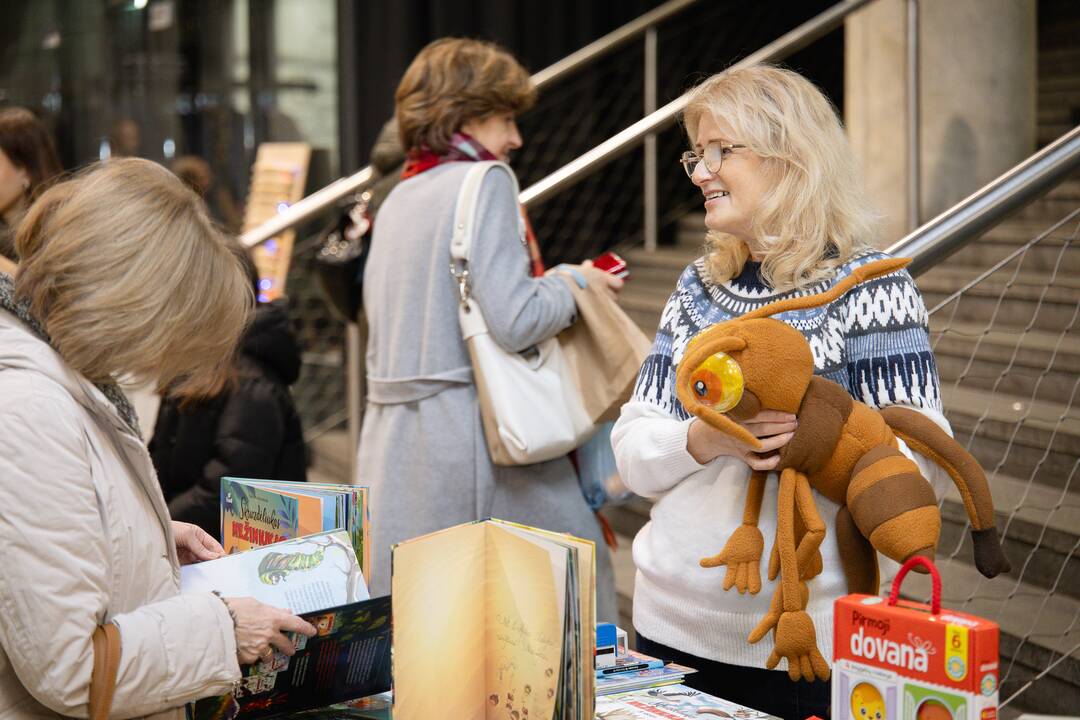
[610,248,951,671]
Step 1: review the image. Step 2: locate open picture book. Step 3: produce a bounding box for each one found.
[391,519,596,720]
[181,531,390,719]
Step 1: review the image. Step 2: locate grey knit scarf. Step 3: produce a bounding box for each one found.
[0,272,141,437]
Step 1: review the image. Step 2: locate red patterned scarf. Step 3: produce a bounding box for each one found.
[402,132,545,277]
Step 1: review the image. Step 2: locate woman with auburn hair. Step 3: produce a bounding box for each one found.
[356,37,620,620]
[0,158,316,718]
[0,106,62,263]
[611,65,949,717]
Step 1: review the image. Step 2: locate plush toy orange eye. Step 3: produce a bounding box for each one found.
[687,352,744,412]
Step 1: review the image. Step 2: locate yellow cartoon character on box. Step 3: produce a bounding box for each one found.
[851,682,886,720]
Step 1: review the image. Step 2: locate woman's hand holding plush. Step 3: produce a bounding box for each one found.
[686,410,797,468]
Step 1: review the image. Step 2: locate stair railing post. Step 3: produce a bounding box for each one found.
[644,26,659,253]
[907,0,921,230]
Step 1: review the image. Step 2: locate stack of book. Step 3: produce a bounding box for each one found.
[177,478,383,720]
[595,683,779,719]
[595,648,697,696]
[220,477,371,582]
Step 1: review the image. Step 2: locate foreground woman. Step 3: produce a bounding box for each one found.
[0,159,315,718]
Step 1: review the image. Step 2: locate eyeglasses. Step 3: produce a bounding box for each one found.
[680,142,746,178]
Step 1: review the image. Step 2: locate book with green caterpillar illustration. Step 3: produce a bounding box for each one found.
[181,529,368,610]
[182,531,390,720]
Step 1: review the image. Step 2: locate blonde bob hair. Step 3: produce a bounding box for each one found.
[395,37,535,154]
[683,65,878,291]
[15,158,253,399]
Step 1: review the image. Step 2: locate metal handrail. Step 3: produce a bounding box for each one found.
[240,0,702,249]
[530,0,699,90]
[888,125,1080,276]
[519,0,874,207]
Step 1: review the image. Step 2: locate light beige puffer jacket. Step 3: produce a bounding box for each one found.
[0,309,241,718]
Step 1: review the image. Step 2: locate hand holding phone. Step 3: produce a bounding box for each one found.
[593,251,629,280]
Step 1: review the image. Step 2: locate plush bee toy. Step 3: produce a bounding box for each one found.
[675,257,1010,683]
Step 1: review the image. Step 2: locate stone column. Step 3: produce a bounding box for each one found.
[845,0,1036,247]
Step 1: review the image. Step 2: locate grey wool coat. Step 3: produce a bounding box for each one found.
[356,162,617,623]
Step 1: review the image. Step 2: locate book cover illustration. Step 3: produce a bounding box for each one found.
[220,478,371,583]
[595,684,779,719]
[192,595,392,720]
[181,530,368,613]
[221,477,325,552]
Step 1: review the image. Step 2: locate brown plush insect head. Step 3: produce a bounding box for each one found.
[677,319,814,450]
[675,257,911,448]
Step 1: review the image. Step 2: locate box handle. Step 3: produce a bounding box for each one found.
[887,556,941,615]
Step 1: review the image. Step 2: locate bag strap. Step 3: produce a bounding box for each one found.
[448,161,519,306]
[90,623,121,720]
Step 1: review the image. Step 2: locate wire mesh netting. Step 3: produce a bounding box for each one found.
[885,181,1080,715]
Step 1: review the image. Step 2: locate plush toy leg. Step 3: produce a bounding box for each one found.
[848,446,940,568]
[792,473,826,579]
[701,470,766,594]
[748,577,808,644]
[765,469,830,682]
[768,501,825,583]
[836,505,879,595]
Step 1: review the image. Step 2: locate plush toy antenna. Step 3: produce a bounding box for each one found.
[738,257,911,322]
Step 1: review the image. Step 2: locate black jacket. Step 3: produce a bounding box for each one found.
[150,300,307,537]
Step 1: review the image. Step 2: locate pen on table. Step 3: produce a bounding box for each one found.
[599,662,650,675]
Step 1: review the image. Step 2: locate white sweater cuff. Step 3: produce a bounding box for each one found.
[612,402,712,499]
[657,417,706,474]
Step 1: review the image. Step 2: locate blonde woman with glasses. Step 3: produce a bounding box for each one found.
[0,159,316,718]
[611,66,950,717]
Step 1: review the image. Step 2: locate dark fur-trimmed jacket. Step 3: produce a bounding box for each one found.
[150,300,307,537]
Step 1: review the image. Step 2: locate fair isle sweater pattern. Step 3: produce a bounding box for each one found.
[633,249,942,417]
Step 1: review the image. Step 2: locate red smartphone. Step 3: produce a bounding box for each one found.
[593,251,629,280]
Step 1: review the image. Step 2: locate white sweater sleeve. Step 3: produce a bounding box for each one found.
[611,400,743,500]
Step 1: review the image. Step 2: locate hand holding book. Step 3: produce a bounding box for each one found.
[223,597,317,665]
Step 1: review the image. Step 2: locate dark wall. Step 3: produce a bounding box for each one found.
[341,0,666,170]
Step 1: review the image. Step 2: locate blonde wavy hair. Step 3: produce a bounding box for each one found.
[395,37,535,154]
[15,158,253,399]
[683,65,878,291]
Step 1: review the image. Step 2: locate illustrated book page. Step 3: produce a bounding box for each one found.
[181,530,369,613]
